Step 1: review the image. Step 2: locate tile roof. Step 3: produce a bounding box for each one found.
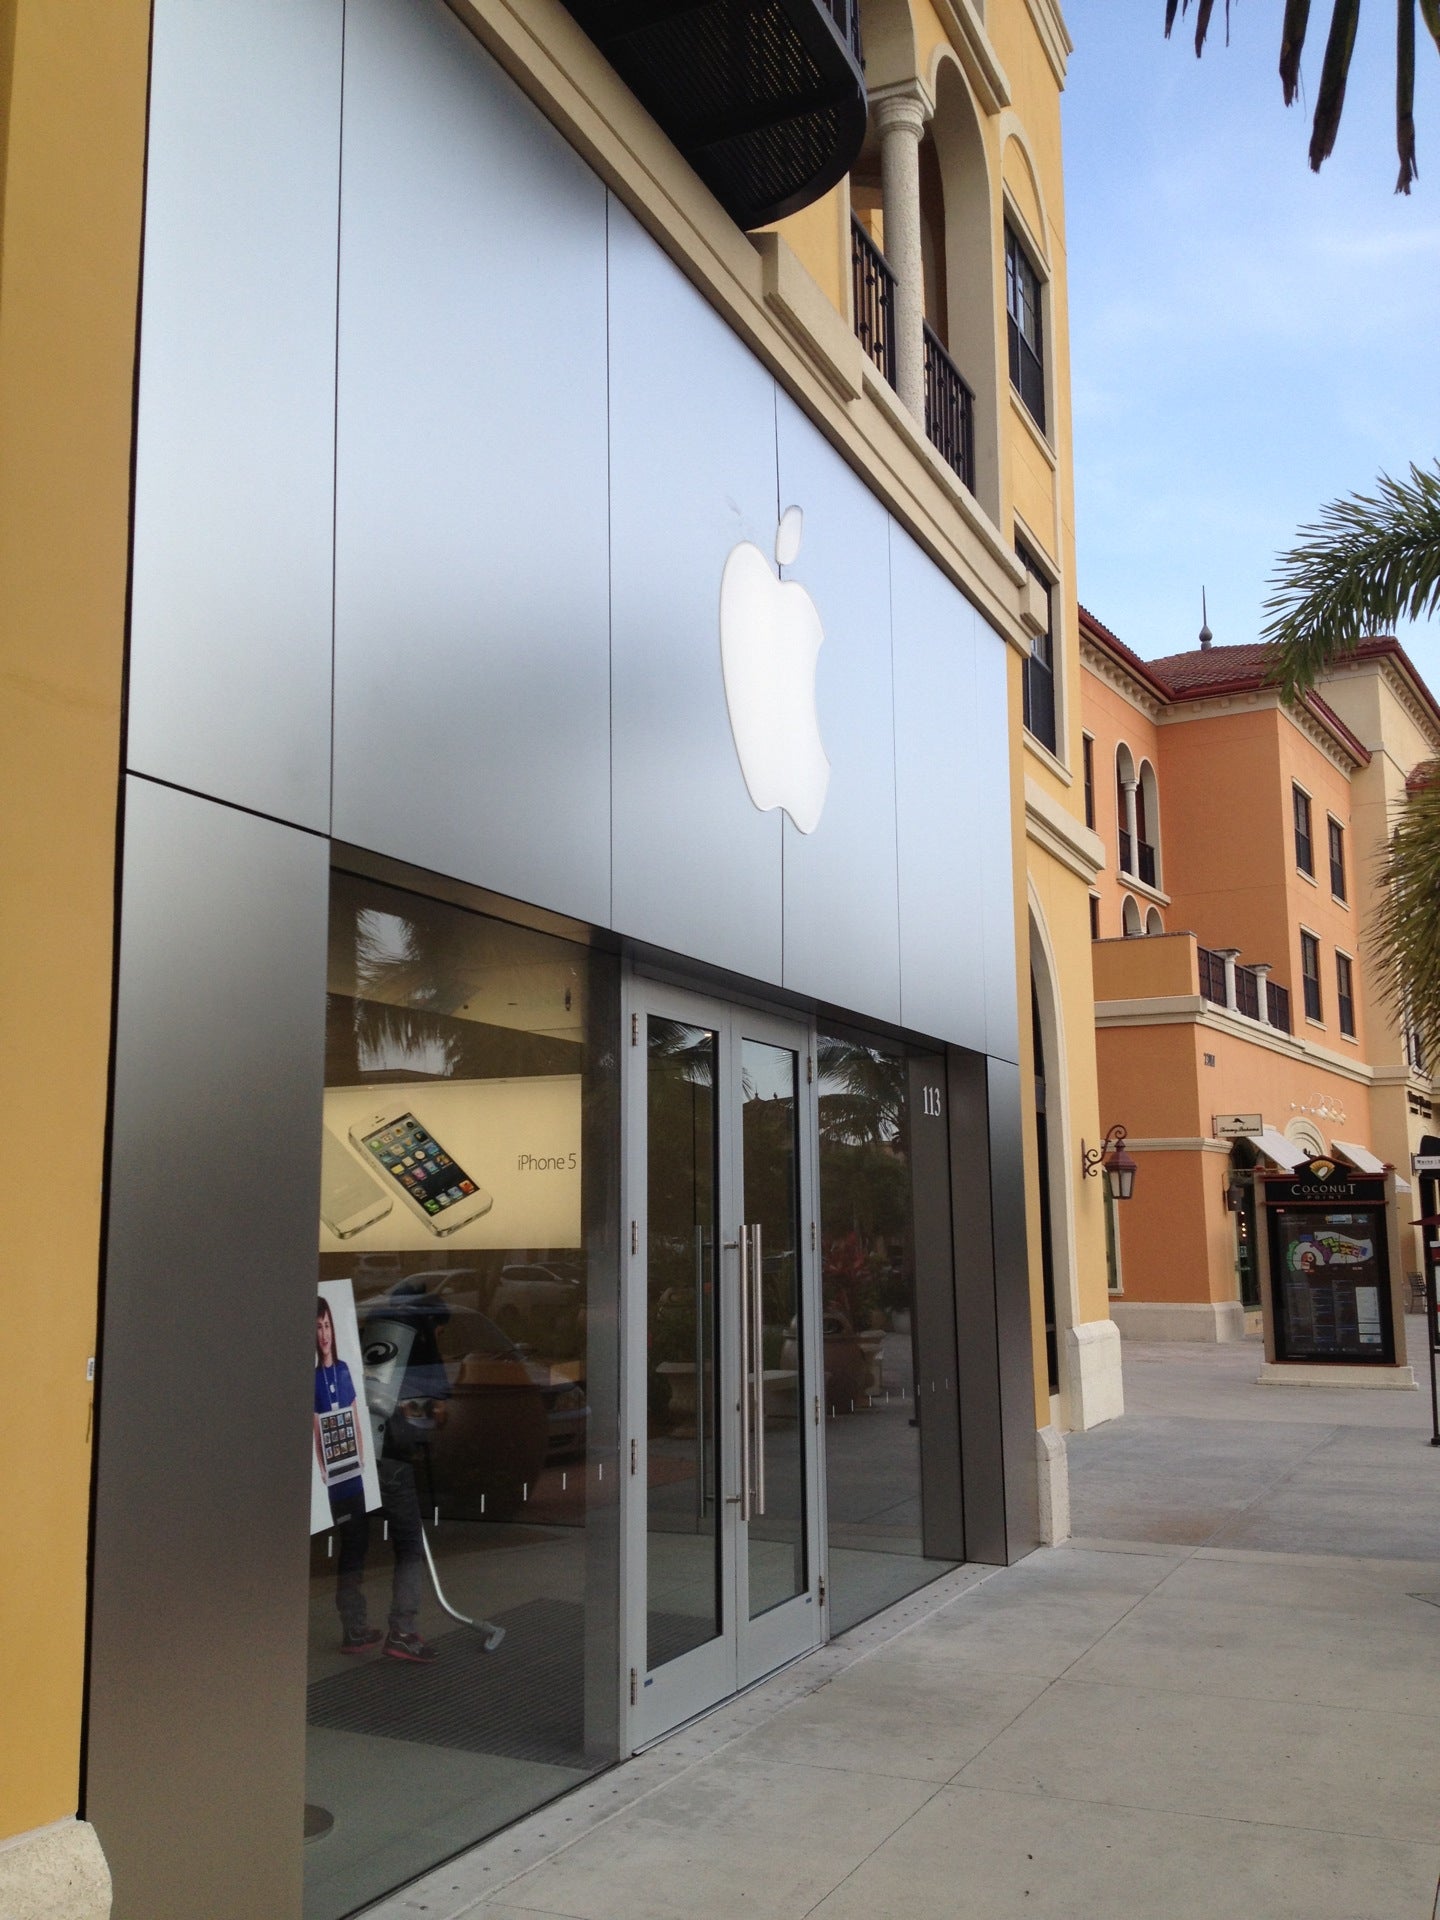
[1078,615,1371,764]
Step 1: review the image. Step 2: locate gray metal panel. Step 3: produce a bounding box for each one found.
[127,0,341,831]
[908,1053,964,1562]
[987,1057,1040,1560]
[976,622,1021,1063]
[608,197,783,980]
[946,1046,1006,1566]
[87,779,329,1920]
[331,0,611,925]
[776,394,900,1021]
[890,526,987,1050]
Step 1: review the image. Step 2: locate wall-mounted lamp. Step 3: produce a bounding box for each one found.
[1225,1179,1247,1214]
[1082,1124,1137,1201]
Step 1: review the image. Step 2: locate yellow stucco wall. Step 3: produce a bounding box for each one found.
[0,0,149,1841]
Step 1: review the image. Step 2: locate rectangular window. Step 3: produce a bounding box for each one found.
[1336,951,1356,1037]
[1328,817,1346,900]
[1088,893,1100,940]
[1082,734,1095,829]
[1005,224,1046,431]
[312,870,621,1910]
[1301,929,1322,1022]
[1293,785,1314,876]
[1017,541,1056,754]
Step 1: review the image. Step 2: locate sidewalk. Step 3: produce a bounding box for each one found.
[371,1333,1440,1920]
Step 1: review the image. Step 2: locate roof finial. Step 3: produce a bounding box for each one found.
[1199,587,1213,651]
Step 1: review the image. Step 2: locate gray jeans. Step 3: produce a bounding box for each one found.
[334,1455,425,1639]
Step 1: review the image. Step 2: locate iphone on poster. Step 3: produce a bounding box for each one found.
[348,1105,494,1238]
[320,1126,394,1239]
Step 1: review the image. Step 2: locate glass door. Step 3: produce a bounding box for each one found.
[626,982,822,1746]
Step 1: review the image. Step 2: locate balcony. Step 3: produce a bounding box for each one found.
[847,225,976,496]
[1118,829,1157,888]
[850,217,895,385]
[564,0,867,230]
[923,322,976,493]
[1196,945,1292,1034]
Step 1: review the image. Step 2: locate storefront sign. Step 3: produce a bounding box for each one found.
[1214,1113,1263,1138]
[1413,1154,1440,1174]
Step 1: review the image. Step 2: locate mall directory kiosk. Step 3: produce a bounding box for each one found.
[1257,1156,1409,1382]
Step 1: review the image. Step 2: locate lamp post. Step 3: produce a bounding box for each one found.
[1082,1125,1137,1201]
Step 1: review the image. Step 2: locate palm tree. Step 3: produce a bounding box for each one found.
[1166,0,1440,191]
[1261,461,1440,1063]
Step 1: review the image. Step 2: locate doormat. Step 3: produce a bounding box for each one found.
[306,1597,697,1766]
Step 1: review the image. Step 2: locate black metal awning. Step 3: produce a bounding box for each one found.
[563,0,867,230]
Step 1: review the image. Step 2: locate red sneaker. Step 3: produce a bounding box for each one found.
[340,1628,384,1655]
[383,1630,438,1664]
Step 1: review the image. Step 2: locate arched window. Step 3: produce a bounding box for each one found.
[1115,745,1136,877]
[1145,906,1164,936]
[1122,894,1142,938]
[1137,760,1161,889]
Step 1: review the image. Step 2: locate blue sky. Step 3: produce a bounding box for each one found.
[1061,2,1440,693]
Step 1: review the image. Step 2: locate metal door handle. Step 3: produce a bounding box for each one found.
[737,1227,752,1523]
[751,1223,766,1517]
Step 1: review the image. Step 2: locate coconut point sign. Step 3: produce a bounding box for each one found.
[1263,1155,1386,1209]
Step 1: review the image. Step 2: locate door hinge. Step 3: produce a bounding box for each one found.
[630,1437,638,1476]
[631,1220,638,1256]
[810,1220,816,1251]
[813,1394,820,1427]
[631,1011,639,1046]
[806,1052,813,1084]
[630,1667,638,1706]
[818,1576,826,1607]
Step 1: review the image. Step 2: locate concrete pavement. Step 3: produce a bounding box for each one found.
[369,1331,1440,1920]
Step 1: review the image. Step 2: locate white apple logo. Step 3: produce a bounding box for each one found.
[719,505,830,835]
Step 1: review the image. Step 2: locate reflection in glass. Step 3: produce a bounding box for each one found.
[305,874,619,1920]
[818,1032,957,1634]
[644,1019,721,1671]
[741,1039,808,1617]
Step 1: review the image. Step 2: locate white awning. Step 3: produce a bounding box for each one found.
[1252,1127,1308,1170]
[1331,1140,1386,1175]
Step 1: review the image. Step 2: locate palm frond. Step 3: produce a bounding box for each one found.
[1281,0,1314,102]
[1398,0,1418,192]
[1369,766,1440,1069]
[1309,0,1361,169]
[1261,462,1440,698]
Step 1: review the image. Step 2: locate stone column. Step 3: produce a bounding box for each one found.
[871,84,930,426]
[1121,778,1139,876]
[1216,948,1241,1014]
[1252,962,1272,1027]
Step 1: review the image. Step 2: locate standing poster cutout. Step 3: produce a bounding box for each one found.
[311,1280,382,1534]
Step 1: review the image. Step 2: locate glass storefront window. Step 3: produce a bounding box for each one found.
[305,873,620,1920]
[817,1031,959,1634]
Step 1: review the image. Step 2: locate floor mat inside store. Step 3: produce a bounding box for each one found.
[307,1598,695,1765]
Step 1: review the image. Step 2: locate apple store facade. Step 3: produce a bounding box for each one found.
[84,5,1037,1918]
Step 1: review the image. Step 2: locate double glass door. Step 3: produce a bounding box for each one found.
[627,982,822,1745]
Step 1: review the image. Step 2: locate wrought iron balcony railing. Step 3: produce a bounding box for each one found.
[923,322,976,493]
[1136,840,1156,888]
[564,0,867,231]
[1197,945,1226,1007]
[850,217,895,385]
[1196,945,1293,1034]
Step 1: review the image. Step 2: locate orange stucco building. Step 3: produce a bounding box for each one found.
[1079,609,1439,1341]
